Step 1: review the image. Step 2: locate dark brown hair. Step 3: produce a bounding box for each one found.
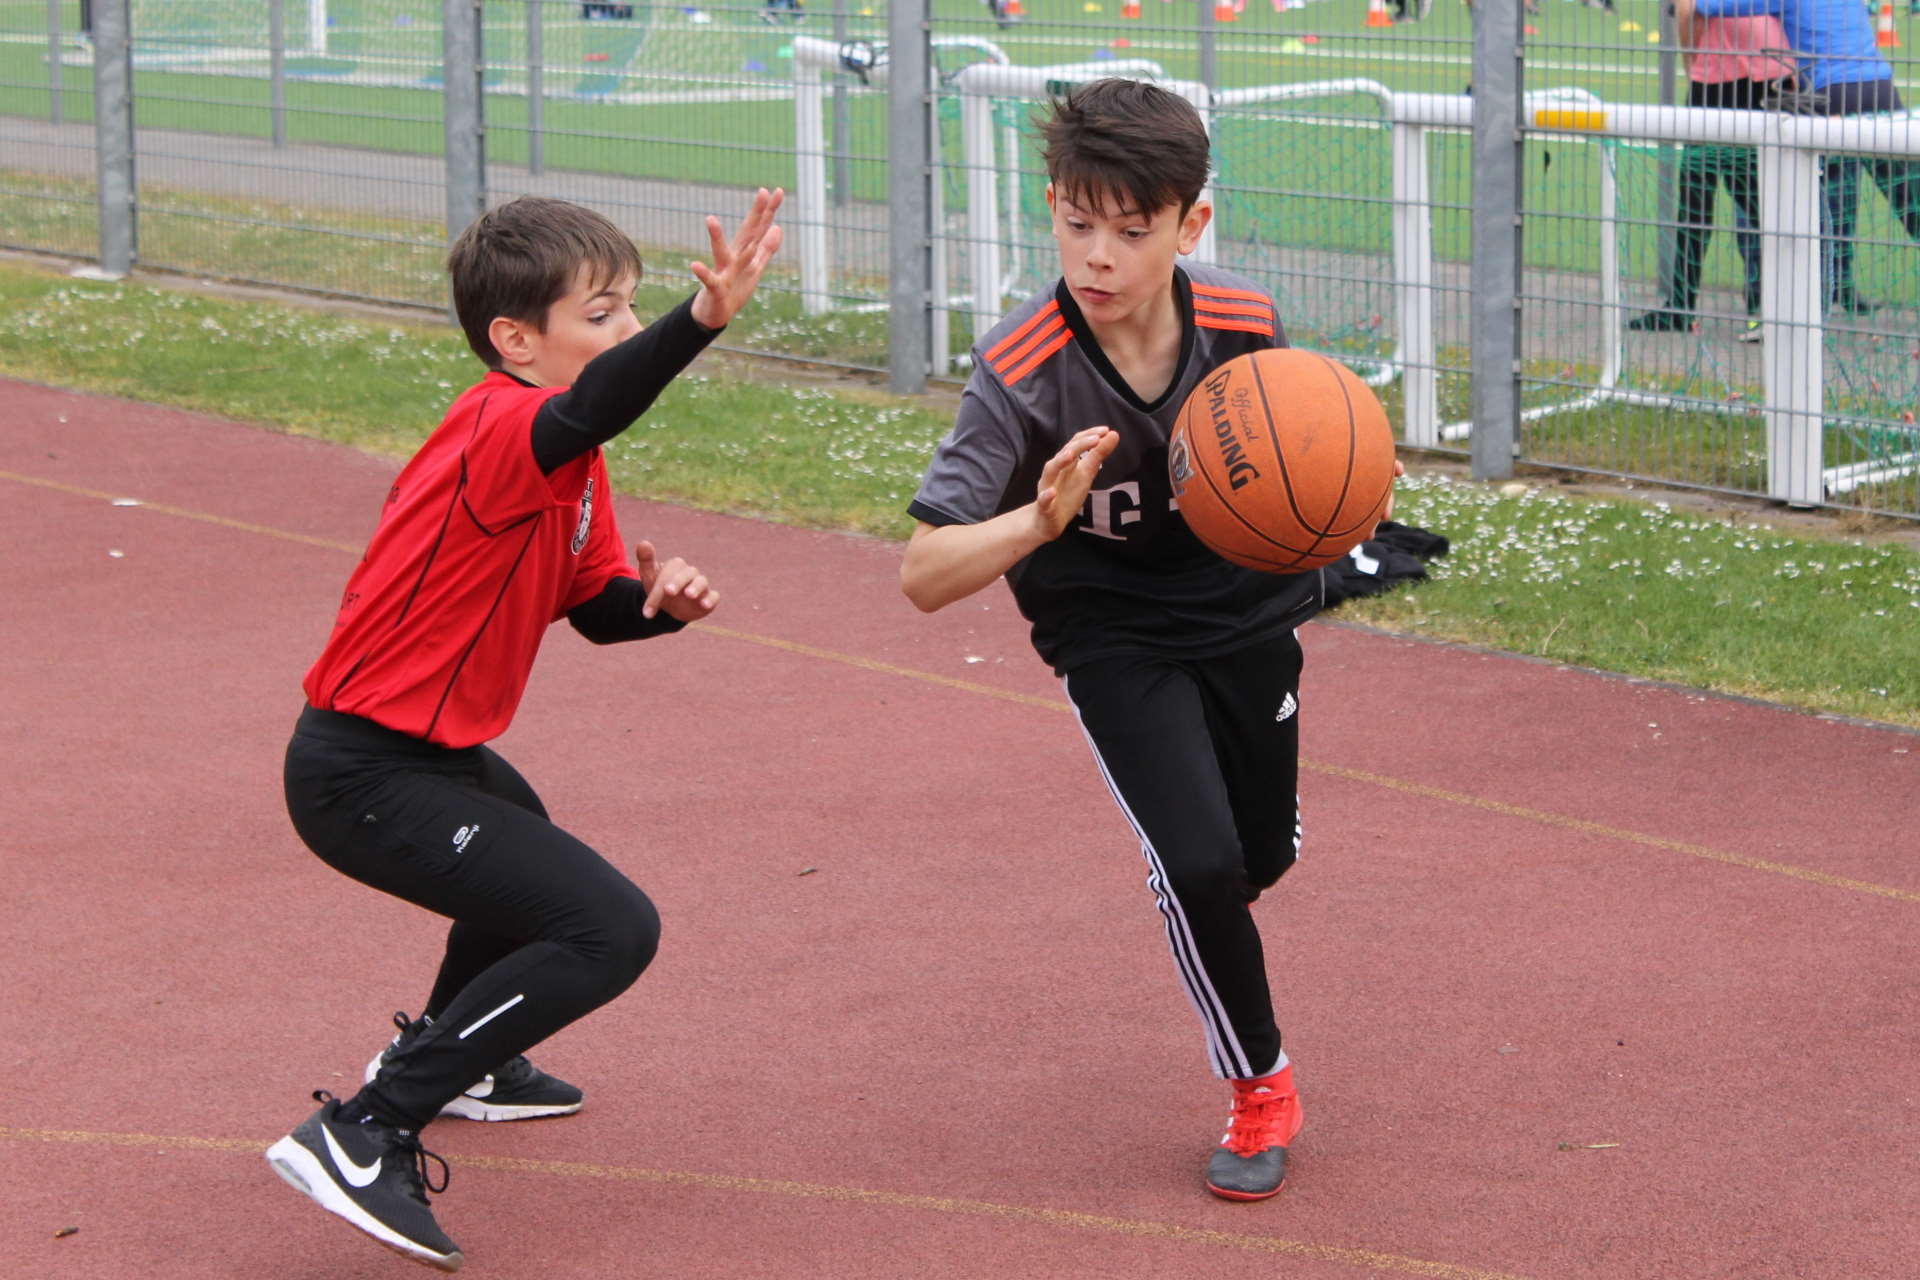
[1037,78,1211,219]
[446,197,643,367]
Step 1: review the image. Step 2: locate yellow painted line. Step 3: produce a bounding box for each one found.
[699,624,1066,711]
[9,469,1914,905]
[694,627,1920,904]
[0,469,362,554]
[0,1125,1529,1280]
[1534,108,1608,132]
[1308,762,1920,904]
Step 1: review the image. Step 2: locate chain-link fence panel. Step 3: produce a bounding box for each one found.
[1,1,100,258]
[1,0,1915,516]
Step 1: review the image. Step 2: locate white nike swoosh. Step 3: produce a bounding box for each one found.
[321,1123,383,1188]
[465,1074,495,1099]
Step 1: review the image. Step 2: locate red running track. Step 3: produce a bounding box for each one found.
[2,379,1916,1280]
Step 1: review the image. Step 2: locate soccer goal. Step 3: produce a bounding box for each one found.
[129,0,330,63]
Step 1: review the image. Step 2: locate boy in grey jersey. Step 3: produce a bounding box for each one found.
[903,78,1397,1201]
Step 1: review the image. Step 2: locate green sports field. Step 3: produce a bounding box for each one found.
[6,0,1918,293]
[8,0,1919,329]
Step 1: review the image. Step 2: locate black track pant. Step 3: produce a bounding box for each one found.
[1818,79,1920,309]
[1062,632,1303,1081]
[1659,78,1782,317]
[283,707,660,1131]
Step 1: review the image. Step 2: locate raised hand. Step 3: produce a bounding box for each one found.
[1032,426,1119,539]
[689,187,785,331]
[634,540,720,622]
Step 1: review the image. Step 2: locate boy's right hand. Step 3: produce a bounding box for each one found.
[1031,426,1118,540]
[689,187,785,331]
[635,541,720,622]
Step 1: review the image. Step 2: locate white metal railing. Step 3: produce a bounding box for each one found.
[792,35,1208,341]
[1507,98,1920,503]
[789,45,1920,505]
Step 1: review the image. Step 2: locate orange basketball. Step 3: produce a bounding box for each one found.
[1167,348,1396,573]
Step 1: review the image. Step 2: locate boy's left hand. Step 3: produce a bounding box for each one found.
[635,541,720,622]
[689,187,785,330]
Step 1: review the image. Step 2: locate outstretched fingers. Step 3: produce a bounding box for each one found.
[733,187,784,254]
[705,187,783,272]
[689,187,786,328]
[1035,427,1117,534]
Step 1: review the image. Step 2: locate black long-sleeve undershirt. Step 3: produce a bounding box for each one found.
[531,292,715,643]
[531,293,717,475]
[568,576,687,644]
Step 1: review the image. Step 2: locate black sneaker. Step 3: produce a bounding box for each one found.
[366,1012,585,1122]
[1627,308,1691,332]
[1832,294,1881,317]
[265,1091,461,1272]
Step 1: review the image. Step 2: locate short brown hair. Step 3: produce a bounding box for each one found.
[1037,78,1211,219]
[446,197,643,368]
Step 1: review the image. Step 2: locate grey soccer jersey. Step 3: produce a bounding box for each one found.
[909,265,1324,674]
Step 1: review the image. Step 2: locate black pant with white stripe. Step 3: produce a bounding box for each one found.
[1064,633,1303,1080]
[283,706,660,1130]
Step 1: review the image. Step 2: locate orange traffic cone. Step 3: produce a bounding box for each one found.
[1121,0,1140,15]
[1004,0,1023,14]
[1877,1,1900,47]
[1365,0,1394,27]
[1214,1,1236,20]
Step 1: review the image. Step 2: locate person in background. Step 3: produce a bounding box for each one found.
[1629,12,1796,340]
[1680,0,1920,315]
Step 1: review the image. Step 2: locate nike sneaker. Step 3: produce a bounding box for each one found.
[366,1012,584,1122]
[1204,1064,1304,1201]
[265,1091,462,1272]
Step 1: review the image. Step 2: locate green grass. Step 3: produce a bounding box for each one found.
[1350,473,1920,727]
[9,161,1918,516]
[1,255,1915,728]
[0,166,900,354]
[0,258,948,531]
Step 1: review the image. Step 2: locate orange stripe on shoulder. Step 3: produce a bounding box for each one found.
[1195,298,1276,321]
[1196,316,1275,336]
[1192,283,1274,305]
[983,301,1062,367]
[989,313,1067,378]
[1003,331,1072,387]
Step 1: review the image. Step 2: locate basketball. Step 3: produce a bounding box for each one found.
[1167,347,1397,574]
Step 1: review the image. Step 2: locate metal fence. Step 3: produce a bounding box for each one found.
[3,0,1917,518]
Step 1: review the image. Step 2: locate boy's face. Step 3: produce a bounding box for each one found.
[1046,184,1211,328]
[490,264,642,387]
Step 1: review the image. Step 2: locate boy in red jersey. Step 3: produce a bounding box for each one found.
[902,80,1396,1202]
[267,191,781,1271]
